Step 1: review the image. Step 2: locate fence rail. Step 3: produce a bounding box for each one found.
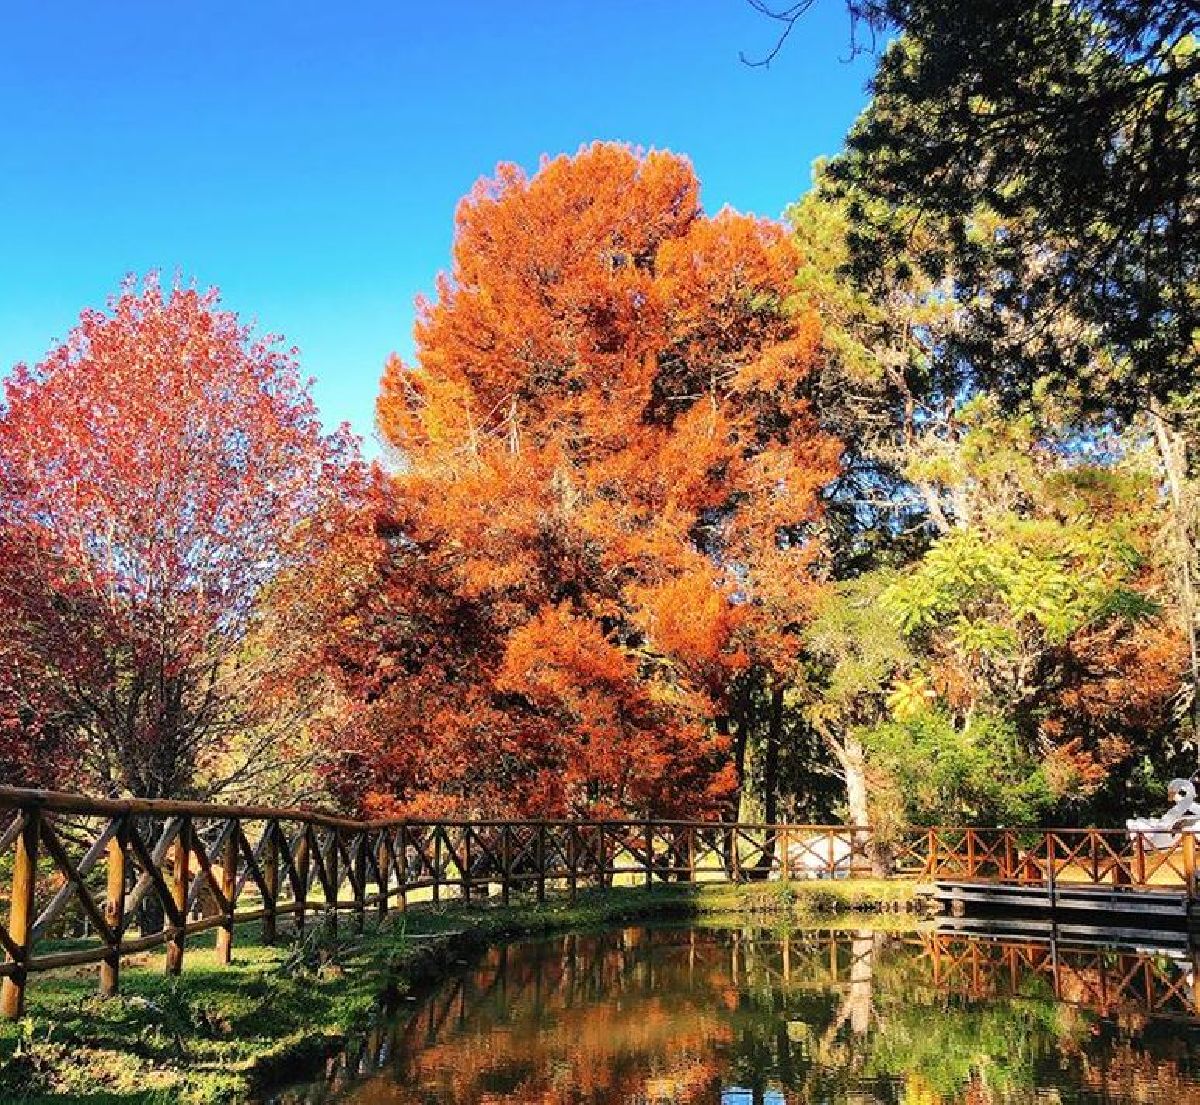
[0,786,1192,1018]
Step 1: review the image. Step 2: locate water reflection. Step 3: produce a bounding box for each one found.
[272,925,1200,1105]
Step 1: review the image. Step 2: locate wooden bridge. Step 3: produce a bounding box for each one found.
[0,784,1195,1019]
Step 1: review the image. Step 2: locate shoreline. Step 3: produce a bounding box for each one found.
[0,880,923,1105]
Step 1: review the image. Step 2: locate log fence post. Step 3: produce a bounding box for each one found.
[377,831,390,921]
[262,823,279,945]
[100,815,127,999]
[215,819,239,965]
[567,825,577,903]
[327,829,340,936]
[501,824,511,906]
[1046,833,1057,910]
[166,816,189,976]
[644,819,654,888]
[353,830,367,934]
[433,829,442,904]
[396,825,408,913]
[1183,831,1197,896]
[461,826,471,903]
[1,806,41,1018]
[536,824,546,904]
[296,826,312,934]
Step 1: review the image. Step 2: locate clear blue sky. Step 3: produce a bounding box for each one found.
[0,1,874,449]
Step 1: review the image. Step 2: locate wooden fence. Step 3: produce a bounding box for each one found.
[0,786,1193,1018]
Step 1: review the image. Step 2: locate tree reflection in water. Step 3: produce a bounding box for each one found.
[271,926,1200,1105]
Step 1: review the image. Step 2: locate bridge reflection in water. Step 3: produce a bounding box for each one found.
[271,924,1200,1105]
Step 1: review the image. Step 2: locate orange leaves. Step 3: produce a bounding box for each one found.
[405,144,700,434]
[353,143,840,818]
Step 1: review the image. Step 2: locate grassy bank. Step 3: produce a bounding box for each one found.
[0,879,920,1105]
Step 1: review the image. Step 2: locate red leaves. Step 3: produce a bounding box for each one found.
[0,274,354,797]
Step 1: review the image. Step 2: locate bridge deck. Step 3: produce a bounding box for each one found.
[927,877,1196,940]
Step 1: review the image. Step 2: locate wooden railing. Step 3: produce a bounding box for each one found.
[916,826,1197,890]
[0,786,1193,1018]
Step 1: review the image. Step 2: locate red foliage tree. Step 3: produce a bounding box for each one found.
[314,144,839,818]
[0,275,353,798]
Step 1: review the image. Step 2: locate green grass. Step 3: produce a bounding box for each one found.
[0,879,920,1104]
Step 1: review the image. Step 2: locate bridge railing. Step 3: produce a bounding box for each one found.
[0,785,1191,1018]
[919,826,1196,889]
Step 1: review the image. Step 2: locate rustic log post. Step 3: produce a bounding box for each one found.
[779,825,789,881]
[1,807,41,1019]
[262,823,279,945]
[966,830,977,878]
[216,820,239,965]
[296,826,312,934]
[927,828,938,877]
[501,824,511,906]
[536,824,547,904]
[687,825,697,883]
[353,831,367,934]
[1134,831,1147,886]
[166,816,189,976]
[433,829,442,904]
[644,819,654,888]
[396,825,408,913]
[1046,834,1057,910]
[1183,831,1197,896]
[567,825,577,904]
[327,830,340,936]
[1002,831,1015,881]
[461,826,471,903]
[377,831,390,921]
[100,815,127,999]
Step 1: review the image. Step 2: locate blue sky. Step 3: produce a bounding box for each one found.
[0,1,875,448]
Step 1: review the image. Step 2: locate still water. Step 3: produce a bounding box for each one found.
[276,924,1200,1105]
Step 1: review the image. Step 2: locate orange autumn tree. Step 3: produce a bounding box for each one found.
[342,143,839,818]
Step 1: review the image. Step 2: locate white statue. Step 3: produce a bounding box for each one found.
[1126,777,1200,850]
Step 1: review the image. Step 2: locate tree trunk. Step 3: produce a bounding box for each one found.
[762,685,783,826]
[834,733,887,876]
[1150,402,1200,746]
[752,685,785,879]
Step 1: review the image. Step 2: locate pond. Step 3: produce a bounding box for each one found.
[273,924,1200,1105]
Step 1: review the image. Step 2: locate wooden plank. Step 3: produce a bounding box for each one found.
[934,887,1188,917]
